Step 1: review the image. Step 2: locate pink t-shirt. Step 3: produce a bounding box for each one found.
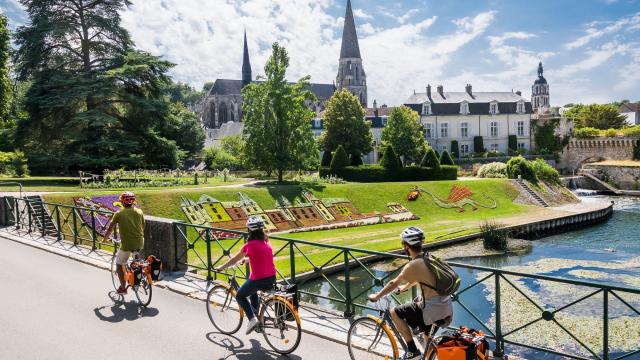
[242,239,276,280]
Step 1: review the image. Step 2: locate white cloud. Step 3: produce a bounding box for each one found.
[397,9,420,25]
[615,46,640,91]
[556,42,630,78]
[565,12,640,50]
[353,8,372,20]
[379,7,420,25]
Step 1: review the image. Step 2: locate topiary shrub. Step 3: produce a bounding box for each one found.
[329,145,349,175]
[474,136,485,153]
[381,145,401,170]
[634,140,640,160]
[477,162,507,178]
[440,150,455,166]
[506,156,537,183]
[421,148,440,169]
[531,158,560,184]
[321,151,333,167]
[480,222,508,251]
[450,140,459,159]
[508,135,517,152]
[350,153,363,166]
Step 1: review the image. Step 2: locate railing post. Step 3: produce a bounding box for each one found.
[14,198,19,230]
[205,228,213,282]
[27,201,32,233]
[40,202,46,237]
[603,289,609,360]
[494,274,504,358]
[343,250,353,318]
[72,209,78,245]
[55,206,62,241]
[289,241,296,283]
[90,209,97,250]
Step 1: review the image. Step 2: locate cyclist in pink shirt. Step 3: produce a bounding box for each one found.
[215,216,276,334]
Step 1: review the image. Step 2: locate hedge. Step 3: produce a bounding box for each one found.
[320,165,457,182]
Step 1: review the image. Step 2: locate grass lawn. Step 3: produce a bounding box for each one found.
[43,178,534,278]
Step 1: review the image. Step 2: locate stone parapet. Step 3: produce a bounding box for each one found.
[559,137,638,173]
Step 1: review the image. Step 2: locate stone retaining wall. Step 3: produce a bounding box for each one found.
[582,164,640,191]
[559,137,638,173]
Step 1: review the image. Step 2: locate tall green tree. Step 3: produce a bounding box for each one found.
[159,102,205,157]
[13,0,181,173]
[318,89,372,157]
[564,104,626,129]
[0,14,10,122]
[381,106,425,165]
[242,43,317,182]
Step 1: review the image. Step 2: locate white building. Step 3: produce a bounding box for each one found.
[404,84,533,156]
[619,103,640,126]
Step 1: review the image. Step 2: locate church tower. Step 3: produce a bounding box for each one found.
[532,62,550,112]
[242,30,252,87]
[336,0,367,107]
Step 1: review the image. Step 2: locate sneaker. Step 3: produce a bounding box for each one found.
[245,318,259,335]
[400,351,421,360]
[117,286,127,295]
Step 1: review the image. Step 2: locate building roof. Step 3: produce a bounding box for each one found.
[404,90,532,115]
[207,79,335,100]
[619,103,640,113]
[339,0,361,59]
[365,106,394,117]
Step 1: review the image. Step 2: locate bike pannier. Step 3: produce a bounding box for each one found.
[276,283,299,322]
[147,255,163,281]
[131,263,143,286]
[436,327,489,360]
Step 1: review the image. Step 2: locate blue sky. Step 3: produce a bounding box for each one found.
[1,0,639,107]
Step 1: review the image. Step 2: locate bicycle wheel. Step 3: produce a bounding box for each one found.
[260,297,302,355]
[206,284,243,335]
[110,256,120,291]
[347,317,398,360]
[133,276,152,307]
[424,345,438,360]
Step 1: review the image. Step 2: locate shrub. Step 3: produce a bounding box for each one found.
[604,128,620,137]
[477,162,507,178]
[421,148,440,169]
[508,135,517,151]
[480,222,508,251]
[622,126,640,137]
[319,165,457,182]
[321,151,333,167]
[450,140,459,159]
[506,156,537,183]
[573,127,601,139]
[381,145,400,170]
[0,151,29,177]
[440,150,455,166]
[350,153,364,166]
[209,150,240,170]
[474,136,485,153]
[531,158,560,184]
[329,145,349,174]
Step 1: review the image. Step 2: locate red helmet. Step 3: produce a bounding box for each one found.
[120,191,136,205]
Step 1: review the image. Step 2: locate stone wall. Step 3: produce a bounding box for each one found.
[582,164,640,191]
[559,137,638,173]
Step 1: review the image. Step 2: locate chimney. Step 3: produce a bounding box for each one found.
[437,85,444,97]
[373,99,378,117]
[515,90,522,96]
[426,84,431,98]
[465,84,472,96]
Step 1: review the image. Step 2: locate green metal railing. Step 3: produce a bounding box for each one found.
[174,222,640,360]
[4,197,118,252]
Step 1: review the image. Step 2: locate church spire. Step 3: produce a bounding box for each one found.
[242,29,252,86]
[340,0,361,59]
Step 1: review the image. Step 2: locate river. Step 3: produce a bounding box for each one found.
[300,195,640,358]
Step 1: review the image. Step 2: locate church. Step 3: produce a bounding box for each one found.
[199,0,367,141]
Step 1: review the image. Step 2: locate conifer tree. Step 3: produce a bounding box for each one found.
[421,148,441,169]
[329,145,349,174]
[440,150,455,166]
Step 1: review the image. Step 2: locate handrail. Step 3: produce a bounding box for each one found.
[0,182,23,198]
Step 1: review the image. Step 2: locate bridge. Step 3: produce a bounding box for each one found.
[1,195,639,360]
[559,137,638,174]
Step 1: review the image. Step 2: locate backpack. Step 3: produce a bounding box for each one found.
[436,327,490,360]
[147,255,163,281]
[420,253,461,297]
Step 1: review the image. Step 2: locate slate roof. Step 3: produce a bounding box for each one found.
[207,79,335,100]
[340,0,361,59]
[404,91,532,115]
[620,103,640,113]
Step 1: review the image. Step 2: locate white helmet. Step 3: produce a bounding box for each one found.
[246,216,265,231]
[400,227,425,246]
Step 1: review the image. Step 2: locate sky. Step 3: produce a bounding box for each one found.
[1,0,639,107]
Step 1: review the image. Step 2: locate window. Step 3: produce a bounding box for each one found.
[517,102,525,114]
[460,102,469,115]
[490,144,499,152]
[489,102,499,115]
[460,122,469,138]
[440,123,449,138]
[422,102,432,115]
[425,123,433,138]
[460,144,470,156]
[517,143,526,150]
[489,121,498,137]
[517,121,525,137]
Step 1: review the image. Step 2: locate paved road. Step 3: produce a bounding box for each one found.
[0,239,353,360]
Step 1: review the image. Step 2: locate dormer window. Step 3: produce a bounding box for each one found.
[489,101,499,115]
[460,101,470,115]
[516,101,525,114]
[422,102,432,116]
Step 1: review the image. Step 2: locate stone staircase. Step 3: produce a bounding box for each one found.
[516,179,549,207]
[24,195,58,236]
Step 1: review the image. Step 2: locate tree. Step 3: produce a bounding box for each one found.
[564,104,626,129]
[321,151,332,167]
[158,103,205,157]
[381,106,425,165]
[474,136,485,153]
[242,43,317,182]
[329,145,349,174]
[421,148,440,169]
[220,134,245,159]
[318,89,372,157]
[450,140,459,159]
[163,81,204,105]
[381,145,400,171]
[440,150,455,166]
[0,14,10,122]
[350,153,363,166]
[508,135,517,152]
[14,0,179,173]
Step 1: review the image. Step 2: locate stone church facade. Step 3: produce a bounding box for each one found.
[199,0,367,135]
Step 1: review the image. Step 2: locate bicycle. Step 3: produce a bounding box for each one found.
[110,248,153,307]
[347,295,446,360]
[205,266,302,355]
